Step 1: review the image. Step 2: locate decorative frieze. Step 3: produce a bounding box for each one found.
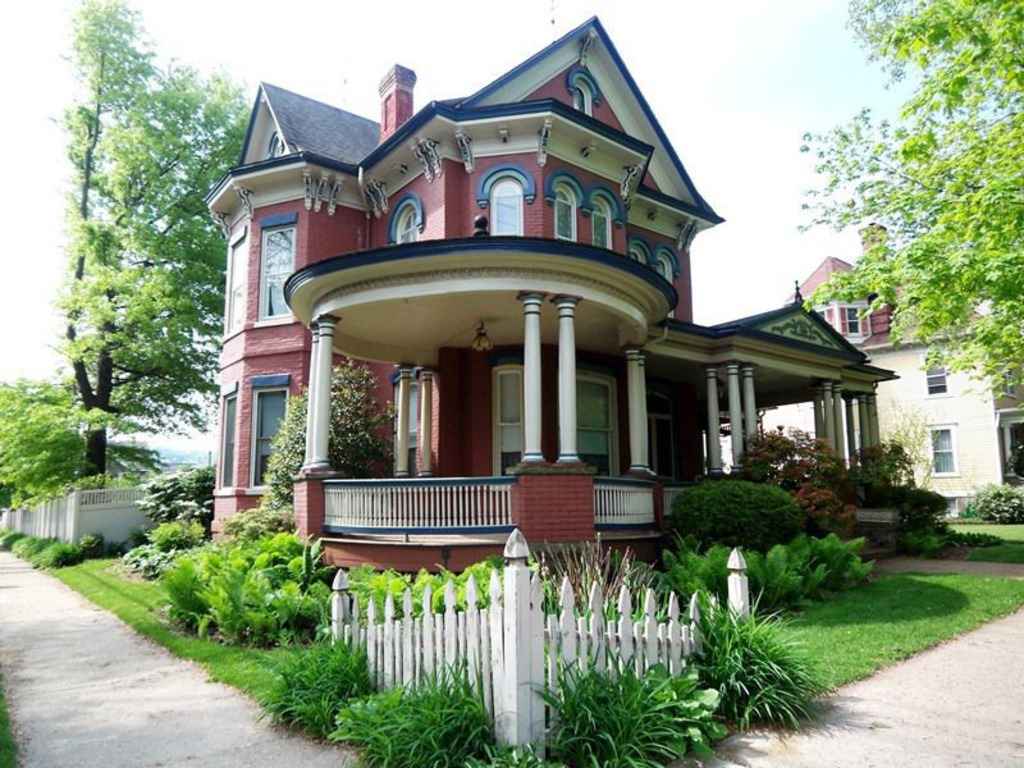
[454,131,474,173]
[537,119,552,167]
[411,138,443,182]
[620,165,642,209]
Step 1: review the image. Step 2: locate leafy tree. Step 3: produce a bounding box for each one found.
[263,362,394,512]
[62,0,247,473]
[803,0,1024,386]
[0,381,87,505]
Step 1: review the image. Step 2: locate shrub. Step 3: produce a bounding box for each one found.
[31,541,85,569]
[0,530,26,550]
[850,442,916,505]
[78,533,105,559]
[543,664,725,767]
[662,534,872,614]
[260,640,373,738]
[149,521,206,552]
[222,505,295,541]
[12,536,56,560]
[945,530,1003,548]
[263,361,394,513]
[694,599,823,728]
[331,669,493,768]
[899,530,945,557]
[122,543,185,579]
[972,484,1024,524]
[890,486,948,533]
[668,480,804,552]
[137,467,215,534]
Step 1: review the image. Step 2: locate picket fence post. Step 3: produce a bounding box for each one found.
[331,568,349,642]
[727,547,750,618]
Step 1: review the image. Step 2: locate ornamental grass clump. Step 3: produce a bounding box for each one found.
[694,598,823,729]
[260,640,373,738]
[331,668,492,768]
[543,663,725,767]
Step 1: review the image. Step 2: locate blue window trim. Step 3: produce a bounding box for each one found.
[258,212,298,229]
[587,185,625,227]
[476,164,537,209]
[488,352,524,367]
[627,236,652,264]
[565,65,603,106]
[387,193,425,244]
[251,374,290,389]
[654,245,681,278]
[543,171,587,211]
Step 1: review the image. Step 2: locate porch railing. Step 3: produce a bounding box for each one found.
[662,483,695,518]
[323,477,516,533]
[593,478,655,527]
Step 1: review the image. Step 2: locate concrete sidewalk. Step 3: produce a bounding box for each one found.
[690,608,1024,768]
[0,552,351,768]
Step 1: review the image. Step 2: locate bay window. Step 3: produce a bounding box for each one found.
[225,233,247,334]
[259,226,295,320]
[252,389,287,487]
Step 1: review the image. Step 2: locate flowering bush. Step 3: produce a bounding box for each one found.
[971,484,1024,524]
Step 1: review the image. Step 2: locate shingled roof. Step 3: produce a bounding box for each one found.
[261,83,380,165]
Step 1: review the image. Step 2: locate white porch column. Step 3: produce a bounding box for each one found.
[626,348,647,472]
[395,366,414,477]
[554,295,581,463]
[308,314,338,470]
[844,396,857,464]
[726,362,744,470]
[857,396,871,450]
[741,364,757,443]
[303,322,320,468]
[519,292,545,463]
[832,384,846,460]
[705,366,723,474]
[638,353,650,469]
[813,387,826,439]
[418,369,434,477]
[868,394,881,447]
[821,381,835,449]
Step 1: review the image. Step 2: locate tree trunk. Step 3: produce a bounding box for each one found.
[85,427,108,475]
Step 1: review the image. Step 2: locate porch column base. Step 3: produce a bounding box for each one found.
[510,467,595,543]
[293,476,326,539]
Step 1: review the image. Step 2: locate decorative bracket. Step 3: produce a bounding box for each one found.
[234,186,254,218]
[411,138,443,182]
[304,171,343,215]
[620,165,642,209]
[454,131,474,173]
[580,140,597,159]
[362,178,389,218]
[676,218,698,251]
[579,29,598,66]
[211,211,230,238]
[537,119,552,167]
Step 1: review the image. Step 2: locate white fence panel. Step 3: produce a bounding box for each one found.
[330,530,749,752]
[2,487,147,544]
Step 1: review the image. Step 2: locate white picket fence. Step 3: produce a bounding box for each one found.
[330,529,751,751]
[1,487,147,544]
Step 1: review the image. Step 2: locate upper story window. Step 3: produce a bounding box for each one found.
[628,243,648,264]
[591,198,612,249]
[571,84,593,116]
[260,226,295,320]
[926,365,948,395]
[554,183,577,241]
[656,253,673,282]
[395,204,419,244]
[225,233,247,334]
[266,131,284,159]
[844,306,862,336]
[491,179,524,236]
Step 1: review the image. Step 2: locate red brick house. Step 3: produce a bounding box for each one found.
[207,17,894,570]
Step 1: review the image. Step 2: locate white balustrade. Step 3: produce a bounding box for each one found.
[324,477,515,532]
[593,478,655,527]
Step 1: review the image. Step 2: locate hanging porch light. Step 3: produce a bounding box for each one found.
[471,320,494,352]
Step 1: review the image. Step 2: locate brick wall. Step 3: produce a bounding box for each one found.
[525,66,625,132]
[511,472,595,543]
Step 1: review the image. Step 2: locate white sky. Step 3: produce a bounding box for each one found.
[0,0,906,450]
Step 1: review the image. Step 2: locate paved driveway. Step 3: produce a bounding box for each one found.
[0,552,352,767]
[688,607,1024,768]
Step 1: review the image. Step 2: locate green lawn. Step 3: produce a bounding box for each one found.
[0,670,15,768]
[967,544,1024,564]
[784,573,1024,690]
[950,523,1024,542]
[52,559,298,703]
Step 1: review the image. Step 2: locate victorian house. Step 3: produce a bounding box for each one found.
[207,17,895,570]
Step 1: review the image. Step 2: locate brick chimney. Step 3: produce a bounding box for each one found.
[378,64,417,143]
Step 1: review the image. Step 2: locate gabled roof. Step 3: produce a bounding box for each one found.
[240,83,380,166]
[711,301,868,361]
[799,256,854,298]
[457,16,722,225]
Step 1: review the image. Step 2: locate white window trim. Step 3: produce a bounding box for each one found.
[250,387,289,489]
[591,199,612,249]
[489,179,524,236]
[395,204,420,244]
[492,365,525,475]
[259,226,296,321]
[628,245,647,264]
[572,84,593,116]
[922,353,952,398]
[254,316,296,329]
[220,392,238,489]
[224,229,248,337]
[929,424,959,477]
[575,371,619,476]
[554,184,577,242]
[1001,413,1024,475]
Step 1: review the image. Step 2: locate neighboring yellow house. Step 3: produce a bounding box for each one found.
[772,254,1024,515]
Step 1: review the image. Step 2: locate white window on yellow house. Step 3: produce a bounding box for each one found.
[930,427,957,476]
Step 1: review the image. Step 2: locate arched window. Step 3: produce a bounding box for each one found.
[656,253,674,282]
[266,131,283,159]
[395,204,419,244]
[591,198,612,249]
[571,84,593,116]
[490,178,524,236]
[628,243,648,264]
[554,183,577,241]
